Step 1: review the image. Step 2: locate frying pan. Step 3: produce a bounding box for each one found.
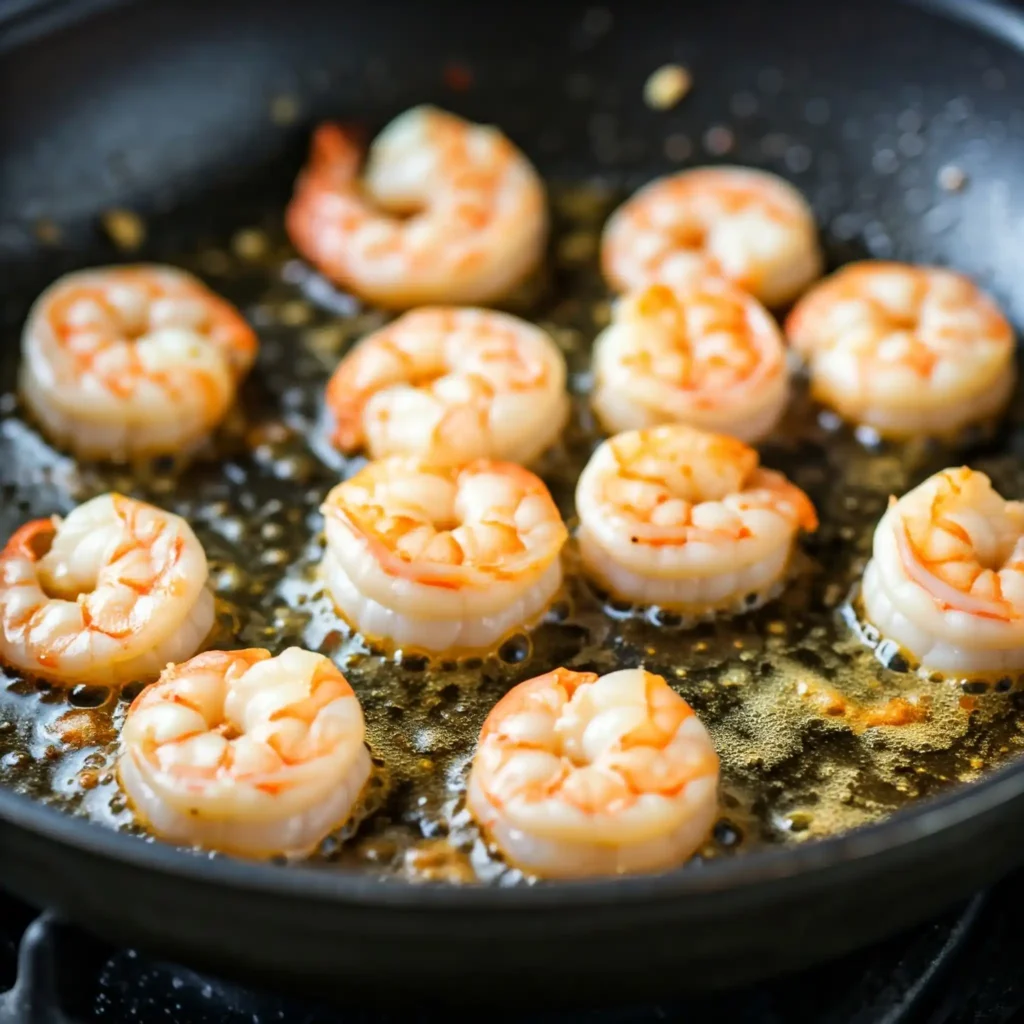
[2,0,1024,1007]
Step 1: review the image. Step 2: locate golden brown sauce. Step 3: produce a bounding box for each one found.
[1,183,1024,881]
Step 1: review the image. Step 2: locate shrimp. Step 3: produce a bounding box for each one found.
[118,647,371,857]
[786,262,1015,439]
[20,265,257,462]
[467,667,719,878]
[591,280,789,442]
[861,467,1024,676]
[575,424,817,615]
[286,106,548,308]
[0,494,213,686]
[601,166,822,308]
[321,457,567,654]
[325,307,568,465]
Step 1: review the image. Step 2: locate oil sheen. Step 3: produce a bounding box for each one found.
[2,184,1023,883]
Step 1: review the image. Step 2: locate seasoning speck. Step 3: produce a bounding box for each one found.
[101,209,146,251]
[644,64,692,111]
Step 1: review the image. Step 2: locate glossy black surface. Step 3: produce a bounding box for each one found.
[3,0,1024,1003]
[7,877,1024,1021]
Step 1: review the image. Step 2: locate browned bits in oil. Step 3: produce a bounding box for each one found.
[591,300,612,327]
[403,840,475,883]
[101,209,146,251]
[557,231,599,266]
[796,680,929,733]
[48,709,116,749]
[644,64,692,110]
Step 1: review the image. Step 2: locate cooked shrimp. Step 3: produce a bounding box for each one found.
[118,647,371,857]
[467,667,719,878]
[20,265,257,462]
[575,424,817,614]
[602,166,822,307]
[861,467,1024,675]
[591,280,788,442]
[325,307,568,465]
[786,262,1015,439]
[286,106,547,308]
[321,457,567,654]
[0,494,213,686]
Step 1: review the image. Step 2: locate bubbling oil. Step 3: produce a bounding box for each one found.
[1,183,1024,883]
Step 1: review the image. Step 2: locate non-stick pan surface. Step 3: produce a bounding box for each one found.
[2,0,1024,1005]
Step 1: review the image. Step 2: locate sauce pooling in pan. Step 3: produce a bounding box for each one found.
[1,183,1023,883]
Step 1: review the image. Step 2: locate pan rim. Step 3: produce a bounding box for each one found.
[3,0,1024,914]
[2,749,1023,909]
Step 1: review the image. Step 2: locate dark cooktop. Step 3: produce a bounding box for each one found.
[2,871,1024,1023]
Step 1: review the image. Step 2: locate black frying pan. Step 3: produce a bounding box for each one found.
[2,0,1024,1007]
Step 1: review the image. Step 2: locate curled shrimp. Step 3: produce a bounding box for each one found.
[0,493,213,686]
[321,457,567,654]
[325,307,568,465]
[861,467,1024,676]
[20,265,257,462]
[286,106,548,308]
[591,280,789,442]
[786,262,1015,439]
[467,667,719,878]
[575,424,817,615]
[602,166,822,307]
[118,647,371,857]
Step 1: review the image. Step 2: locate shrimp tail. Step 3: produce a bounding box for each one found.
[3,518,56,562]
[307,123,365,188]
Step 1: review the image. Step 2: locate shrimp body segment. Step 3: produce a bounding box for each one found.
[0,494,213,686]
[326,307,569,465]
[575,425,817,614]
[118,647,371,857]
[467,667,719,878]
[321,458,568,654]
[862,468,1024,675]
[591,281,789,442]
[786,262,1015,438]
[286,106,548,308]
[602,166,822,307]
[20,266,257,462]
